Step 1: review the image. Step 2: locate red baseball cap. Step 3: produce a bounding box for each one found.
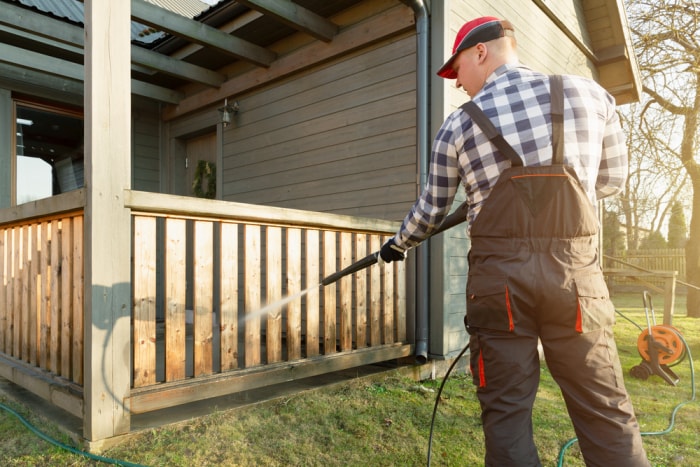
[437,17,514,79]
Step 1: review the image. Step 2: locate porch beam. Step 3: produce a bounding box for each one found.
[235,0,339,42]
[0,43,183,104]
[131,0,276,67]
[83,0,132,441]
[0,2,225,88]
[163,2,415,119]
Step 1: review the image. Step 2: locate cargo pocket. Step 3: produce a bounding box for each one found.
[573,273,615,333]
[466,275,513,332]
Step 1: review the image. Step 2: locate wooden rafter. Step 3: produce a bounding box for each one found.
[130,0,276,67]
[235,0,339,42]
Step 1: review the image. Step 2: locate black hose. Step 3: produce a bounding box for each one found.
[426,341,470,467]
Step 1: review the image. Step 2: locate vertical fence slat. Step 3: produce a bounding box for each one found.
[382,236,395,345]
[266,226,282,364]
[50,221,60,373]
[355,234,367,349]
[286,228,302,361]
[40,222,50,370]
[369,235,381,346]
[193,220,214,377]
[219,222,238,371]
[20,225,30,362]
[396,259,406,342]
[0,228,6,353]
[29,224,39,366]
[165,218,187,382]
[339,232,352,352]
[13,227,21,358]
[5,227,17,355]
[61,218,73,378]
[323,231,336,355]
[244,225,261,367]
[72,216,84,385]
[305,230,320,357]
[133,216,157,387]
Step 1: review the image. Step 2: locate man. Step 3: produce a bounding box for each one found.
[380,16,650,466]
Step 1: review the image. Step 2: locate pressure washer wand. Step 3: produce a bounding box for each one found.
[320,201,469,287]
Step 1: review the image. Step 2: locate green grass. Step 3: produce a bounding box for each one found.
[1,292,698,466]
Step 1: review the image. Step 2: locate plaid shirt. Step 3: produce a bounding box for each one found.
[394,63,627,249]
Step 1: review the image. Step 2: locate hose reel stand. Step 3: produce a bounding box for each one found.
[629,291,687,386]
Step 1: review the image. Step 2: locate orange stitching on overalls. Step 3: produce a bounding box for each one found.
[510,174,568,179]
[505,284,514,331]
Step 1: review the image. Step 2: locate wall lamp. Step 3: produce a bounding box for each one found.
[218,98,239,127]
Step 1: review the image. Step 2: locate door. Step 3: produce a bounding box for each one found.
[185,132,217,199]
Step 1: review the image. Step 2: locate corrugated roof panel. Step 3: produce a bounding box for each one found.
[12,0,219,43]
[144,0,211,19]
[16,0,83,24]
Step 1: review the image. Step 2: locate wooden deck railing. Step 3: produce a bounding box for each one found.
[0,190,411,416]
[125,191,409,413]
[0,190,86,403]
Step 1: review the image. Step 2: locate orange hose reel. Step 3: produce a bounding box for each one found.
[636,324,687,367]
[629,291,687,385]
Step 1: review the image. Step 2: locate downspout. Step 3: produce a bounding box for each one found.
[405,0,430,364]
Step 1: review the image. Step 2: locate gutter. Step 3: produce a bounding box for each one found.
[403,0,430,364]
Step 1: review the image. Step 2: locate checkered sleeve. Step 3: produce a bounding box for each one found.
[392,117,462,250]
[596,93,627,199]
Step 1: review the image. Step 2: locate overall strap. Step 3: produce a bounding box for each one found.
[461,75,566,167]
[461,100,523,167]
[549,74,565,165]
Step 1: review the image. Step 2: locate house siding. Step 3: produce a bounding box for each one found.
[132,98,162,193]
[220,32,418,220]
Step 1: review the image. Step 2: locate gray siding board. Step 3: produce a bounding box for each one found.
[226,144,415,197]
[224,71,416,159]
[224,104,415,183]
[132,98,161,193]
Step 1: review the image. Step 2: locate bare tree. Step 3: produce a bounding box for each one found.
[627,0,700,316]
[614,106,688,250]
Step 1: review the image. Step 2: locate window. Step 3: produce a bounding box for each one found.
[14,101,84,205]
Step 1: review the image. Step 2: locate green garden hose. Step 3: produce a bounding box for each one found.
[556,309,697,466]
[0,400,146,467]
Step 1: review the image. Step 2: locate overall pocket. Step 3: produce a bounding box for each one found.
[573,273,615,333]
[466,274,514,332]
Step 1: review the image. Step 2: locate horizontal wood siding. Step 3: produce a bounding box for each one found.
[132,98,161,193]
[221,33,418,221]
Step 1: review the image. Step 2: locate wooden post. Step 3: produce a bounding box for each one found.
[663,271,677,326]
[83,0,132,441]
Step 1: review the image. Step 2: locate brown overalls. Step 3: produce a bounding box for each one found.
[463,76,649,466]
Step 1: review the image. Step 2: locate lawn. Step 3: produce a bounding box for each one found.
[1,292,698,466]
